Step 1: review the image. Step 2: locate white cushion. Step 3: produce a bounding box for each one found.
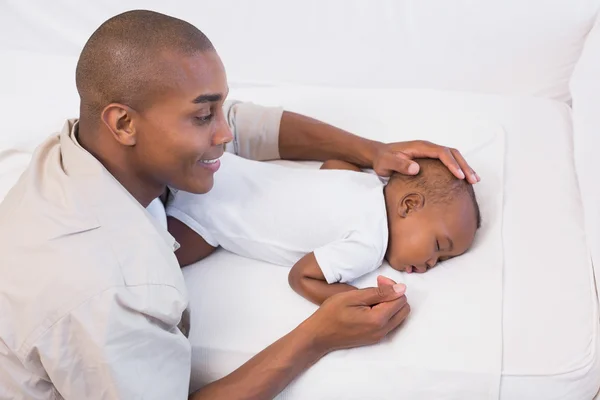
[182,86,599,399]
[1,1,598,101]
[570,12,600,300]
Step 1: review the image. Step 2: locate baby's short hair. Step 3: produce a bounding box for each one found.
[389,159,481,229]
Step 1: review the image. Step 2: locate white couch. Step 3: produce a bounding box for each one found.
[1,1,599,399]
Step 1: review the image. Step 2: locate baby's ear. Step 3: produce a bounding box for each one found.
[398,193,425,218]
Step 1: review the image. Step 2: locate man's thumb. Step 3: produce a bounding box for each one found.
[375,152,419,177]
[355,282,406,306]
[377,275,398,288]
[393,153,420,175]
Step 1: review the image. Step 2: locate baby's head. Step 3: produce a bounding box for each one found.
[384,158,481,274]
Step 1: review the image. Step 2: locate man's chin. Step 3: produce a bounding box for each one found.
[173,178,214,195]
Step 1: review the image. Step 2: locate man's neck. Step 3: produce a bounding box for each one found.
[76,123,164,208]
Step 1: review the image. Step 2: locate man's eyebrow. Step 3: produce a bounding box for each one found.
[192,93,223,103]
[446,236,454,252]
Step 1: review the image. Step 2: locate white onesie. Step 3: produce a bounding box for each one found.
[166,153,388,284]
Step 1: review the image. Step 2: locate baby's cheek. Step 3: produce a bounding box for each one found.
[404,232,433,263]
[388,255,410,272]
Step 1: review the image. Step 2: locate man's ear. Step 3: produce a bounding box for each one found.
[397,192,425,218]
[100,103,137,146]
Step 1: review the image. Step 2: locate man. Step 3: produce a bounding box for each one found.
[0,10,479,400]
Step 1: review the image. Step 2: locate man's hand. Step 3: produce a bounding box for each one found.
[299,276,410,353]
[190,276,409,400]
[278,111,479,184]
[373,140,480,184]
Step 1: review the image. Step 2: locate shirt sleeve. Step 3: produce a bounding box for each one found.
[35,286,191,400]
[313,231,386,284]
[166,190,220,247]
[223,100,284,161]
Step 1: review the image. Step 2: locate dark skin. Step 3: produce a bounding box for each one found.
[80,44,478,399]
[384,182,478,274]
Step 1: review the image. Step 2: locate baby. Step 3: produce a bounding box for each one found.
[167,152,480,305]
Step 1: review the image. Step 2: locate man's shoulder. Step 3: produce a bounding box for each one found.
[0,130,187,354]
[0,130,102,240]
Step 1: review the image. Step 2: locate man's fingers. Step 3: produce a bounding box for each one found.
[417,144,478,183]
[389,141,479,183]
[383,302,411,334]
[377,275,397,288]
[450,148,479,183]
[371,294,408,321]
[431,147,466,180]
[351,283,406,306]
[375,152,419,177]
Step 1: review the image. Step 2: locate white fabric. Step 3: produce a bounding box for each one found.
[179,87,599,399]
[223,101,283,161]
[1,1,598,102]
[0,120,191,399]
[167,152,388,284]
[570,12,600,295]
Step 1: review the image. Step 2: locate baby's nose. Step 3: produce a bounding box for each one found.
[414,264,428,273]
[425,257,439,270]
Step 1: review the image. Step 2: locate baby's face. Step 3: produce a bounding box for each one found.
[386,196,478,274]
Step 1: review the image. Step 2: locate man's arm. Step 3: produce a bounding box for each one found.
[279,112,382,168]
[319,159,362,172]
[39,287,191,400]
[189,323,320,400]
[288,252,356,305]
[190,281,410,400]
[280,111,479,181]
[225,101,479,183]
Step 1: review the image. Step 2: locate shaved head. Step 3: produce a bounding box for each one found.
[76,9,215,119]
[73,10,231,207]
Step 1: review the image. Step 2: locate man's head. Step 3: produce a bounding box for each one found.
[76,10,232,205]
[384,158,481,273]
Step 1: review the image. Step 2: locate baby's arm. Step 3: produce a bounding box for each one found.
[168,216,217,267]
[320,159,362,172]
[288,252,356,305]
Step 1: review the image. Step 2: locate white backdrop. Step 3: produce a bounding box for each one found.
[1,0,599,101]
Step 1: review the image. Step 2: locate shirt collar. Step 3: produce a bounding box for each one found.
[61,119,179,252]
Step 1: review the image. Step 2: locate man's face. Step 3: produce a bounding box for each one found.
[386,196,477,274]
[131,50,232,194]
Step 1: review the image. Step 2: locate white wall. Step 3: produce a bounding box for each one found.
[2,0,599,101]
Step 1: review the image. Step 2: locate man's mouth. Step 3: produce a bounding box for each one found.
[197,155,222,173]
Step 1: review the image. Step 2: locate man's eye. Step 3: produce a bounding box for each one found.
[194,114,213,124]
[435,240,440,252]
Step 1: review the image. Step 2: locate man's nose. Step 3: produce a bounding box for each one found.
[212,112,234,146]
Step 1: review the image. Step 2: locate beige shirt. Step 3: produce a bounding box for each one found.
[0,101,283,399]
